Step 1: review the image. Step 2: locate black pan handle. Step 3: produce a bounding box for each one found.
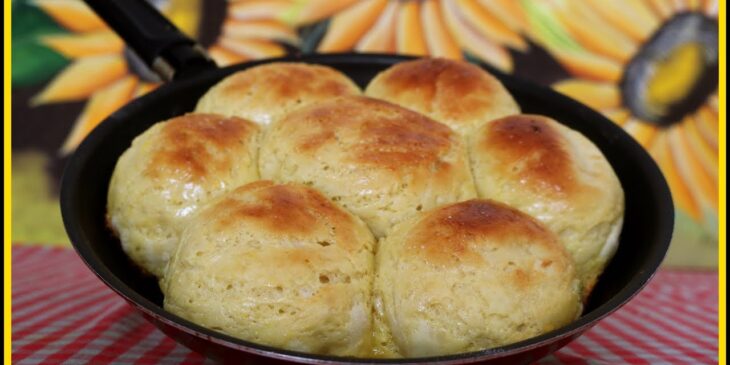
[83,0,217,81]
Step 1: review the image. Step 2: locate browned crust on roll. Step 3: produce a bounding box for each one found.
[407,199,560,267]
[144,113,258,182]
[366,58,512,126]
[374,58,497,102]
[288,95,454,171]
[205,181,359,251]
[221,63,357,99]
[480,114,577,196]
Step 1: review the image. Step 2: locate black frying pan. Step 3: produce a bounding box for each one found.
[60,1,674,364]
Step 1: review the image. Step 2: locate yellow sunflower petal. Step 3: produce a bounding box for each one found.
[704,0,718,17]
[441,0,512,71]
[32,0,106,33]
[668,123,718,211]
[229,0,294,22]
[60,76,137,154]
[646,0,675,20]
[624,118,659,147]
[601,108,631,126]
[672,0,689,12]
[477,0,530,32]
[289,0,360,26]
[553,80,621,110]
[133,82,158,98]
[583,0,661,42]
[551,49,623,83]
[549,0,638,63]
[40,31,124,58]
[208,44,249,67]
[355,1,399,53]
[685,0,703,10]
[318,0,387,52]
[694,105,718,149]
[219,38,286,59]
[396,0,428,56]
[455,0,527,51]
[421,0,462,59]
[222,19,299,45]
[165,0,202,37]
[650,133,702,220]
[32,55,127,105]
[681,115,718,180]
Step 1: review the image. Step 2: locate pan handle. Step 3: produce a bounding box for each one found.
[83,0,217,81]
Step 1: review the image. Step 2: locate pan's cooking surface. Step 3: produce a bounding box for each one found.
[61,53,673,364]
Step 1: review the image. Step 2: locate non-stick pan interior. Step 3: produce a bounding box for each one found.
[61,53,673,364]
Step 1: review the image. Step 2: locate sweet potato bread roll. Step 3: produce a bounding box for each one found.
[163,181,376,356]
[365,58,520,135]
[259,95,477,237]
[196,62,361,127]
[374,200,582,357]
[469,114,625,297]
[107,113,260,278]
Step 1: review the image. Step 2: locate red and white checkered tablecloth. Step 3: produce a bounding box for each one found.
[11,245,719,364]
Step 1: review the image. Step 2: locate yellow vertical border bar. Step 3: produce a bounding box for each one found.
[4,0,12,363]
[719,0,726,364]
[0,4,723,365]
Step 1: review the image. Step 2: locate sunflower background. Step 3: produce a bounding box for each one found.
[11,0,720,267]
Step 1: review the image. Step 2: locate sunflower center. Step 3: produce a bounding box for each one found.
[621,13,718,127]
[646,43,704,109]
[164,0,202,38]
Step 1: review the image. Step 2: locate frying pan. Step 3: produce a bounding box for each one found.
[60,0,674,364]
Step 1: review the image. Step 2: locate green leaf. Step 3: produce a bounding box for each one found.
[12,0,66,40]
[298,19,330,54]
[12,39,69,87]
[520,0,583,52]
[12,0,70,86]
[463,52,485,66]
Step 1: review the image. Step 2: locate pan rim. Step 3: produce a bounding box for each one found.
[60,52,674,364]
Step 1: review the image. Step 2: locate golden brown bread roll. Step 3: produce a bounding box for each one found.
[365,58,520,135]
[106,113,260,278]
[374,199,582,357]
[162,181,375,356]
[195,62,361,127]
[469,114,624,297]
[259,95,477,237]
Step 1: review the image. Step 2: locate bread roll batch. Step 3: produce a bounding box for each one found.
[107,58,625,357]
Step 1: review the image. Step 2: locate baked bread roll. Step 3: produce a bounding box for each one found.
[259,95,477,237]
[374,200,582,357]
[365,58,520,135]
[195,62,361,127]
[469,114,624,297]
[163,181,375,356]
[107,113,260,278]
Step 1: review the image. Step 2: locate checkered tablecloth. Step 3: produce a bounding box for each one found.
[11,245,719,364]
